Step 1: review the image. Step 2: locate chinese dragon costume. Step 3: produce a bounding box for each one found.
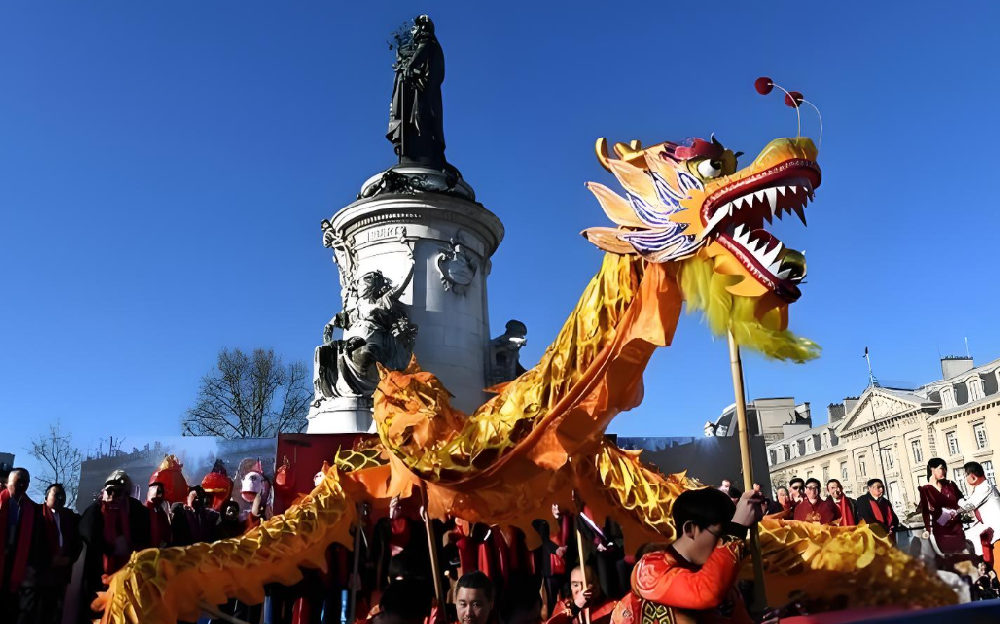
[98,84,957,623]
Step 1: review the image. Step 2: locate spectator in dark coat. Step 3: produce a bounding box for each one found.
[35,484,82,624]
[79,471,151,623]
[855,478,900,537]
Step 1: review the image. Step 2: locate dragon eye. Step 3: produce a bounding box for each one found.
[697,159,723,178]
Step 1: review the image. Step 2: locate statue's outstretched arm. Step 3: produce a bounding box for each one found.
[388,242,416,301]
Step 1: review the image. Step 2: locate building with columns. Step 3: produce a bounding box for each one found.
[766,355,1000,524]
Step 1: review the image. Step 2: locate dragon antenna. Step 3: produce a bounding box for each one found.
[754,77,807,141]
[799,99,823,151]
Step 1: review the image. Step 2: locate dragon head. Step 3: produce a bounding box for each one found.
[583,135,820,308]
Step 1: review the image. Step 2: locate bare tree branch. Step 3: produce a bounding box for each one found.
[27,421,83,507]
[181,347,310,439]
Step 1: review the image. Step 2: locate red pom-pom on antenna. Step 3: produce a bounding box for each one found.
[785,91,804,107]
[755,77,774,95]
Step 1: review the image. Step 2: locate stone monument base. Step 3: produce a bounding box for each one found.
[306,397,374,434]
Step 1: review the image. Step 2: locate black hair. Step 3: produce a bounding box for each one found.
[45,483,65,497]
[965,461,985,479]
[221,500,240,515]
[149,481,165,492]
[788,477,804,487]
[378,578,433,621]
[866,478,884,488]
[188,485,206,498]
[805,478,822,489]
[456,570,495,602]
[498,574,541,624]
[826,479,843,489]
[672,487,736,533]
[9,467,29,480]
[927,458,947,480]
[727,486,743,500]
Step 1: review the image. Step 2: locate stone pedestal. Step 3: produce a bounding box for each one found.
[307,397,375,433]
[306,183,504,433]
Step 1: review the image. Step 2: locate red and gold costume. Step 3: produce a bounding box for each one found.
[548,597,616,624]
[611,543,751,624]
[792,498,840,525]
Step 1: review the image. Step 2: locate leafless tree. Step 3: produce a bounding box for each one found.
[182,347,311,439]
[28,421,83,507]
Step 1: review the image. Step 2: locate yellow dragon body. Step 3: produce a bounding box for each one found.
[101,136,956,622]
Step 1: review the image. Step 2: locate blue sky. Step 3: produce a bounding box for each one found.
[2,1,999,482]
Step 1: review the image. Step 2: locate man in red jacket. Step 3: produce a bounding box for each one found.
[611,486,764,624]
[0,467,41,624]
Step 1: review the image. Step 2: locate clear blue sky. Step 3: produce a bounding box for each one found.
[2,2,999,480]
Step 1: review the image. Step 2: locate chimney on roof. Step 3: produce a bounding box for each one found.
[941,356,974,379]
[844,396,859,414]
[828,403,846,423]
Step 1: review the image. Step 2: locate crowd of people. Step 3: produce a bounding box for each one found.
[756,458,1000,603]
[3,457,1000,624]
[0,463,779,624]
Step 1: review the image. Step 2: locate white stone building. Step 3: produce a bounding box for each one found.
[766,356,1000,523]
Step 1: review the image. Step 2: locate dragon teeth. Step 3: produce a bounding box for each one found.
[761,242,783,266]
[777,186,787,196]
[776,267,792,280]
[765,188,778,211]
[753,190,766,205]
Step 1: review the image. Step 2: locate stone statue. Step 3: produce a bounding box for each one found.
[488,320,528,386]
[387,15,447,170]
[313,241,418,406]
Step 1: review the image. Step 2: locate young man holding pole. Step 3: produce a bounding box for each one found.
[610,487,764,624]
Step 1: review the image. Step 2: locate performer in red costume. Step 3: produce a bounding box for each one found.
[148,454,189,505]
[611,487,764,624]
[826,479,857,526]
[201,460,234,512]
[792,478,840,525]
[0,468,40,624]
[146,482,171,548]
[547,565,615,624]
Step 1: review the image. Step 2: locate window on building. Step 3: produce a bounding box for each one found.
[783,445,790,460]
[984,461,996,486]
[974,423,988,450]
[840,461,848,480]
[880,447,895,470]
[859,457,867,476]
[946,431,960,455]
[769,450,777,465]
[953,467,968,495]
[822,466,829,483]
[798,439,807,456]
[806,470,813,480]
[942,387,956,409]
[911,439,923,463]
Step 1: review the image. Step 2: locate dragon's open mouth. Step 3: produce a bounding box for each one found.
[700,158,821,301]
